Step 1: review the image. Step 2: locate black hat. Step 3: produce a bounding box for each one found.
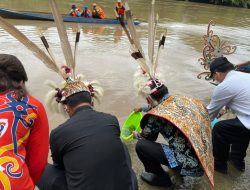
[147,79,168,101]
[209,57,234,78]
[150,85,168,101]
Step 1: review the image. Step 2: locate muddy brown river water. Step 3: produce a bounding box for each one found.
[0,0,249,189]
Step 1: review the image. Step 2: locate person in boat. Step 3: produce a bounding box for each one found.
[91,3,106,19]
[115,0,125,20]
[0,54,49,190]
[69,4,81,17]
[132,69,213,189]
[207,57,250,174]
[37,66,138,190]
[81,6,92,18]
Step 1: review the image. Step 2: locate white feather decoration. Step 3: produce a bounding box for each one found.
[45,89,58,112]
[133,68,151,96]
[85,80,104,105]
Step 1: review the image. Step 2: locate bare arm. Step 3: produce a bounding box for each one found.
[235,60,250,69]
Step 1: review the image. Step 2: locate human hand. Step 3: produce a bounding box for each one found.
[132,131,141,139]
[134,107,142,113]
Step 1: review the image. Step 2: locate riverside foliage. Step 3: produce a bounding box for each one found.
[180,0,250,8]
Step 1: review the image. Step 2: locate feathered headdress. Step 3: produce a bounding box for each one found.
[197,20,236,81]
[119,3,215,187]
[0,0,103,114]
[117,0,167,99]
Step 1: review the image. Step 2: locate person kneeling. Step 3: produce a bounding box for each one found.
[37,78,137,190]
[133,75,213,189]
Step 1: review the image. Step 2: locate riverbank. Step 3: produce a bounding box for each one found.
[178,0,250,8]
[127,113,250,189]
[35,127,249,190]
[1,1,249,190]
[128,141,250,190]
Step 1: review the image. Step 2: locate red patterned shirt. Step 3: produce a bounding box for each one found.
[0,92,49,190]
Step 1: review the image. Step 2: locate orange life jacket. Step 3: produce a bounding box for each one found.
[115,2,125,15]
[92,6,106,19]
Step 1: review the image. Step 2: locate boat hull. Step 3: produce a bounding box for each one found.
[0,8,140,25]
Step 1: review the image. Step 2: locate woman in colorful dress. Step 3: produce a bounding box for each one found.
[0,54,49,190]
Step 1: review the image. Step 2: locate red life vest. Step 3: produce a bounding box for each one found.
[69,9,77,17]
[69,8,81,17]
[116,2,125,15]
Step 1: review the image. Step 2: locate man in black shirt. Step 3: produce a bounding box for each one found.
[38,79,137,190]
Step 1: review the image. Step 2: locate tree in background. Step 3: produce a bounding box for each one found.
[181,0,250,8]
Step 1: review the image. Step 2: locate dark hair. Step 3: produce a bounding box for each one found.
[63,91,92,107]
[0,54,28,82]
[0,70,12,93]
[150,85,169,102]
[210,57,234,78]
[0,54,28,99]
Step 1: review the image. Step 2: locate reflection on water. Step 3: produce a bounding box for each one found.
[0,0,250,189]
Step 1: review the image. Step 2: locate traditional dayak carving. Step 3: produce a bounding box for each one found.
[197,20,236,80]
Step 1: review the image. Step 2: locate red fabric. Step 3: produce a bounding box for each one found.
[82,9,92,18]
[0,92,49,190]
[116,3,125,15]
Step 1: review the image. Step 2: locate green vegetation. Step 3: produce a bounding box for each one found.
[181,0,250,8]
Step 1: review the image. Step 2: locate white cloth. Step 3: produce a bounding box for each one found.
[207,71,250,129]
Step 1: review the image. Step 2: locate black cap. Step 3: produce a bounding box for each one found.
[209,57,234,78]
[150,84,169,102]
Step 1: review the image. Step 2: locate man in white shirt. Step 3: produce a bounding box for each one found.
[207,57,250,174]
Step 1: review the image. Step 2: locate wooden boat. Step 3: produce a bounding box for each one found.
[0,8,140,25]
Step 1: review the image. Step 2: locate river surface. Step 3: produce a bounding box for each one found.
[0,0,249,189]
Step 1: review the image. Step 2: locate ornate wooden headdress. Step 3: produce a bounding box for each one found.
[197,20,236,81]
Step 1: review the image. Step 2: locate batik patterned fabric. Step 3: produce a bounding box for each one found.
[141,95,214,187]
[0,92,48,190]
[142,115,204,177]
